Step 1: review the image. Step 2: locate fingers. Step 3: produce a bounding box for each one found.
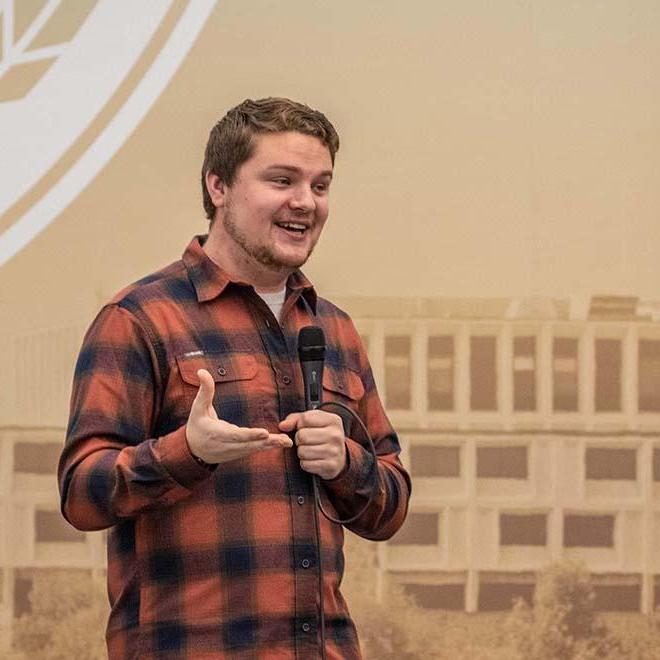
[189,422,293,465]
[292,426,341,446]
[263,433,294,449]
[224,425,292,448]
[199,420,292,447]
[292,417,346,480]
[222,424,269,443]
[278,412,302,432]
[297,443,342,460]
[298,441,347,481]
[279,410,342,432]
[243,433,293,451]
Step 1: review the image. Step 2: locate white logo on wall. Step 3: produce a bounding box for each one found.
[0,0,217,267]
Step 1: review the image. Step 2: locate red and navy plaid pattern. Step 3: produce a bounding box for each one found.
[58,236,411,659]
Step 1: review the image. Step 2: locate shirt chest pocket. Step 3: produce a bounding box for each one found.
[322,366,365,436]
[175,352,262,426]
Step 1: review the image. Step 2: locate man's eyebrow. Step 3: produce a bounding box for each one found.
[264,164,333,178]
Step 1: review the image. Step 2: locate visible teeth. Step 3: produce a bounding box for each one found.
[278,222,306,231]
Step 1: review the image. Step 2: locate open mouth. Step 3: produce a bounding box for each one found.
[275,221,308,235]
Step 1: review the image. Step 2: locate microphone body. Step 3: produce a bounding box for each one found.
[298,326,325,411]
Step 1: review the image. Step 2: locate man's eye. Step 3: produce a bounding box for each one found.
[314,183,329,193]
[273,177,290,185]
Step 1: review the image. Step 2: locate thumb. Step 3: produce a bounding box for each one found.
[191,369,217,418]
[278,412,301,432]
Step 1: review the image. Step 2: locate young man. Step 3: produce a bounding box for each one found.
[59,97,410,659]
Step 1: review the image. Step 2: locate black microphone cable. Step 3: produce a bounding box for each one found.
[297,326,381,659]
[308,400,380,660]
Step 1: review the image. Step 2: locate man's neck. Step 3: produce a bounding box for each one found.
[202,230,292,293]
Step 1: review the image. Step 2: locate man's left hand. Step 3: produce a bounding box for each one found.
[279,410,347,480]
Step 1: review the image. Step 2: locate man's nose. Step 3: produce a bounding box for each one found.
[289,184,316,213]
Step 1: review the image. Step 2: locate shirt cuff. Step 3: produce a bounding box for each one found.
[322,437,375,499]
[155,426,216,489]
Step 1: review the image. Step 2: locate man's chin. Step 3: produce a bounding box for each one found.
[259,249,311,272]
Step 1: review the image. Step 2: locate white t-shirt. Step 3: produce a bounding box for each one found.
[256,287,286,323]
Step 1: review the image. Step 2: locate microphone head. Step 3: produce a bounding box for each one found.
[298,325,326,362]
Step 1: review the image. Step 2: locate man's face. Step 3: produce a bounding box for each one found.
[209,131,334,275]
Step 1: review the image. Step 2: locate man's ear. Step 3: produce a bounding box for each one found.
[205,172,227,208]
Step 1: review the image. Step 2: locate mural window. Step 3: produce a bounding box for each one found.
[478,576,534,611]
[403,583,464,610]
[410,445,460,478]
[14,442,60,474]
[595,339,622,412]
[384,335,411,409]
[653,577,660,610]
[513,336,536,411]
[428,335,454,411]
[500,513,547,546]
[14,572,34,617]
[470,336,497,411]
[639,340,660,412]
[389,512,439,546]
[553,337,579,412]
[653,448,660,482]
[35,510,85,543]
[593,577,641,612]
[563,514,614,548]
[585,448,636,480]
[477,446,528,479]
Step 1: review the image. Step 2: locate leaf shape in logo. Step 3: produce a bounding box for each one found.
[0,0,98,101]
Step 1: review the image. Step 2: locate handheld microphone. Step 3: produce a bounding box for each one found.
[297,325,325,410]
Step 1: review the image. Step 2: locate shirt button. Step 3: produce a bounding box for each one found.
[282,375,291,385]
[301,559,311,569]
[297,496,305,505]
[301,623,311,633]
[217,367,226,376]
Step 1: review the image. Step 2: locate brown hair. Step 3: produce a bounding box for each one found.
[201,97,340,220]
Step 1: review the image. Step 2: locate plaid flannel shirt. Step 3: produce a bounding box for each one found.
[58,236,411,659]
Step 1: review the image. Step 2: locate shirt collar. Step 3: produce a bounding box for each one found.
[182,235,318,313]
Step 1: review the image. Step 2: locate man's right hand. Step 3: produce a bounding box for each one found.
[186,369,293,465]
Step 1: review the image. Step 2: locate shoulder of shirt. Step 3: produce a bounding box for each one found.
[104,258,189,309]
[314,296,370,375]
[314,295,353,322]
[314,296,364,349]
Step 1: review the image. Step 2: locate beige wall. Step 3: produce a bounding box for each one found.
[2,0,660,338]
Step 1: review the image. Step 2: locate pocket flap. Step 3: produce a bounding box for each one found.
[176,352,257,386]
[322,366,364,401]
